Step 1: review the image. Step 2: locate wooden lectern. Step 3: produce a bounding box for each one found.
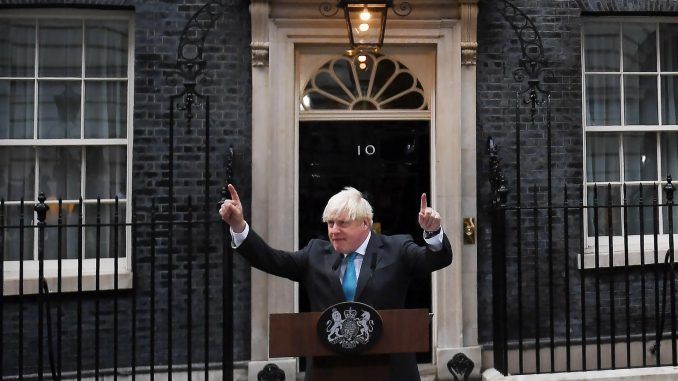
[269,308,430,381]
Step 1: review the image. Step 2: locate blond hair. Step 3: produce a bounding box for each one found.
[321,187,373,224]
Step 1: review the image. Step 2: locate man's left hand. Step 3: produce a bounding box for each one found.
[418,193,441,232]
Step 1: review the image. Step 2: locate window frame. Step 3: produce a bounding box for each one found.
[0,9,135,293]
[581,17,678,267]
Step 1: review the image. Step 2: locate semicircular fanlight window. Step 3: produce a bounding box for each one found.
[300,53,428,111]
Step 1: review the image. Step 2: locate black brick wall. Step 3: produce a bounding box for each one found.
[1,0,252,375]
[476,0,584,345]
[477,0,678,359]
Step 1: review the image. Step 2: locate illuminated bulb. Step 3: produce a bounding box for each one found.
[359,23,369,32]
[360,9,371,21]
[359,62,367,70]
[358,55,367,62]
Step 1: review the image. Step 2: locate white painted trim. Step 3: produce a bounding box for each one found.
[0,139,128,146]
[482,339,678,378]
[581,20,678,266]
[483,367,678,381]
[299,110,431,120]
[1,10,135,292]
[1,198,127,205]
[3,263,132,296]
[0,9,133,19]
[250,3,476,376]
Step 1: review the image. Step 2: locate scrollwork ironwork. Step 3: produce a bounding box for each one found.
[34,192,49,223]
[257,363,286,381]
[167,0,233,130]
[665,175,675,203]
[495,0,554,113]
[319,1,411,18]
[392,1,412,16]
[488,137,509,207]
[226,146,234,185]
[173,0,226,85]
[319,2,340,17]
[447,352,475,381]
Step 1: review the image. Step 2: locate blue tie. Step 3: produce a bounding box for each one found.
[342,252,358,301]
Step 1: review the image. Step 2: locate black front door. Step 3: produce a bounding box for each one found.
[298,119,432,360]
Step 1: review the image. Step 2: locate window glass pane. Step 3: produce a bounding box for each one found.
[587,185,622,236]
[0,80,34,139]
[85,21,128,78]
[313,71,352,102]
[85,146,126,199]
[0,147,35,200]
[623,23,657,72]
[624,75,658,125]
[0,20,36,77]
[356,54,375,96]
[662,75,678,125]
[586,75,621,126]
[2,205,34,261]
[625,185,657,235]
[661,132,678,180]
[38,81,81,138]
[587,133,620,182]
[660,24,678,72]
[332,59,358,97]
[44,202,81,260]
[38,20,81,77]
[302,91,348,110]
[624,132,657,181]
[584,24,620,72]
[85,203,125,258]
[84,81,127,138]
[38,147,81,200]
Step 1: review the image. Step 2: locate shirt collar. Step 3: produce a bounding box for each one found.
[345,231,371,257]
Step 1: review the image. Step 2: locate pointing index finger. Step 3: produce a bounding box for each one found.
[227,184,240,202]
[420,193,427,213]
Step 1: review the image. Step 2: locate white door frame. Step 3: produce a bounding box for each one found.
[248,1,479,379]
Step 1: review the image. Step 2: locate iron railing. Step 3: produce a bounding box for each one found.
[489,136,678,375]
[0,1,240,379]
[0,190,235,380]
[486,1,678,374]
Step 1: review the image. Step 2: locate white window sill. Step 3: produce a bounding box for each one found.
[578,243,675,269]
[3,267,132,296]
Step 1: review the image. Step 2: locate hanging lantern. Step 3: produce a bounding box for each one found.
[338,0,391,54]
[321,0,411,54]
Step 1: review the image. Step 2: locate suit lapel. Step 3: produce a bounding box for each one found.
[355,233,383,301]
[326,246,345,301]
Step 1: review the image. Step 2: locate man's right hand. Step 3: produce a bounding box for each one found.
[219,184,246,233]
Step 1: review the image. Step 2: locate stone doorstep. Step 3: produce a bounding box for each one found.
[294,363,439,381]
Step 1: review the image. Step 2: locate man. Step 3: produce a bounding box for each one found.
[219,184,452,381]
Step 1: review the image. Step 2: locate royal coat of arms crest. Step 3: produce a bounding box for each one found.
[317,302,383,354]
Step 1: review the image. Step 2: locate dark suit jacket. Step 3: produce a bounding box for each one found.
[236,228,453,381]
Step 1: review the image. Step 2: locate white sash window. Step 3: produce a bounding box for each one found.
[0,11,134,292]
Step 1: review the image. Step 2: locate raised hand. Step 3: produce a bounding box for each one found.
[219,184,246,233]
[418,193,441,232]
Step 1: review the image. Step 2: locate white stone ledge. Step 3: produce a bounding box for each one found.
[483,366,678,381]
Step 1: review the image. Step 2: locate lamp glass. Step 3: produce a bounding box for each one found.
[346,4,387,48]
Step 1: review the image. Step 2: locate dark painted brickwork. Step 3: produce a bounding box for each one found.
[477,0,678,359]
[476,0,584,345]
[1,0,252,375]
